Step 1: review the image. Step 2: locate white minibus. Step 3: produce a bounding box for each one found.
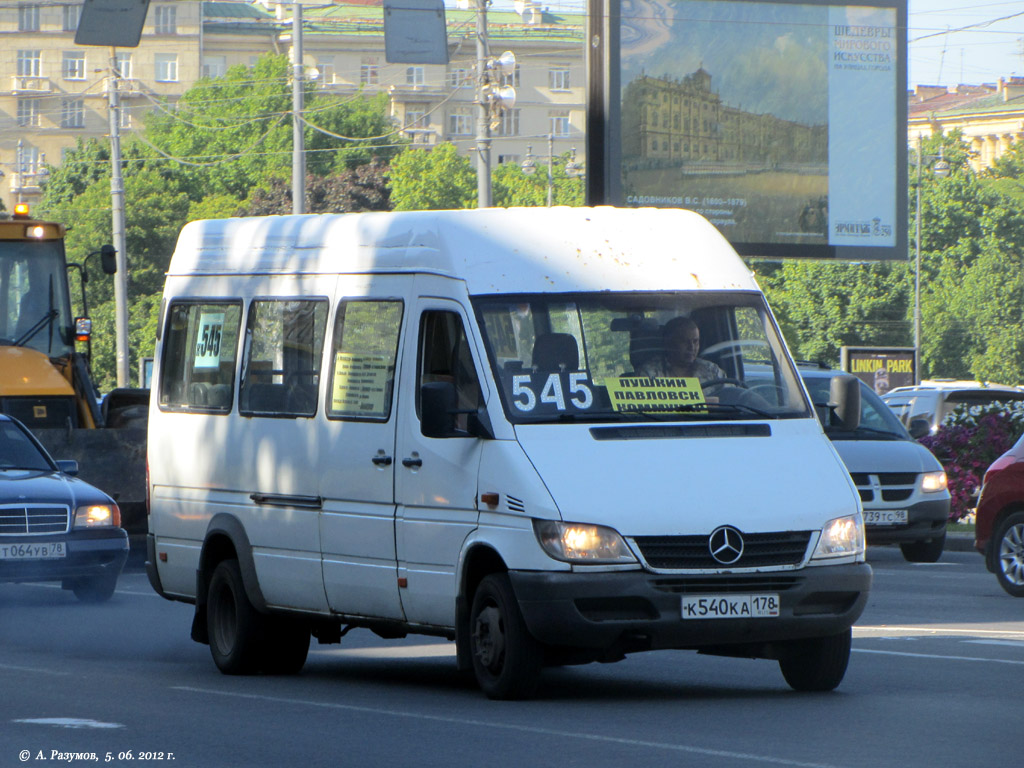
[146,207,871,699]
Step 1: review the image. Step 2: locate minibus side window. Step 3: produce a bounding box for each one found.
[158,301,242,413]
[326,299,403,421]
[239,298,327,418]
[417,311,482,434]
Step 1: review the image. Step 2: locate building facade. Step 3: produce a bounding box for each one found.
[0,0,584,211]
[622,70,827,169]
[908,78,1024,171]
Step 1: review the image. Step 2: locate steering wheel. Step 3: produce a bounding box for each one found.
[701,377,748,390]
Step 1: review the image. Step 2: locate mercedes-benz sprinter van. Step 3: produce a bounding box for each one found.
[146,207,871,699]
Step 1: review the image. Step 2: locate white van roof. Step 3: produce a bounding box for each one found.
[167,207,758,295]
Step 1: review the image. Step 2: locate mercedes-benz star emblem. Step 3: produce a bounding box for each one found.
[708,525,744,565]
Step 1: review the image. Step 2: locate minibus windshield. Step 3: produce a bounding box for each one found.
[474,291,812,425]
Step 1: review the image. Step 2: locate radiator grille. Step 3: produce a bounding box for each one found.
[0,505,70,535]
[633,531,813,569]
[849,472,918,504]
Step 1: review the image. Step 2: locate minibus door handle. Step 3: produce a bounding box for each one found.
[402,456,423,468]
[372,454,393,467]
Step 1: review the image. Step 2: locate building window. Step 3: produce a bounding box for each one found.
[155,53,178,83]
[154,5,177,34]
[61,99,85,129]
[62,51,86,81]
[548,66,570,91]
[17,51,42,78]
[115,52,133,79]
[448,67,471,87]
[501,64,521,88]
[549,111,570,137]
[119,107,132,130]
[17,99,40,128]
[406,66,425,86]
[498,108,520,137]
[497,154,521,165]
[316,57,335,85]
[202,56,227,79]
[448,109,473,136]
[360,58,379,85]
[62,4,81,31]
[18,4,40,31]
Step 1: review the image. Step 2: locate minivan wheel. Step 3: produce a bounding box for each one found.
[207,559,265,675]
[469,573,543,700]
[993,512,1024,597]
[778,628,851,692]
[899,532,945,563]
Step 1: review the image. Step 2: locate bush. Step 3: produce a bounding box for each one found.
[920,401,1024,521]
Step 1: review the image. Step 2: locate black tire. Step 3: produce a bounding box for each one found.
[207,559,266,675]
[900,532,945,563]
[778,628,851,692]
[71,573,118,603]
[261,618,311,675]
[469,573,544,700]
[992,511,1024,597]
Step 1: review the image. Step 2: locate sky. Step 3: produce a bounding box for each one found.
[908,1,1024,87]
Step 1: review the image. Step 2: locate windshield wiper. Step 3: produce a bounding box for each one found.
[825,424,903,439]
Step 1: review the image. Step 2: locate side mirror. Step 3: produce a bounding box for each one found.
[56,460,79,476]
[908,417,931,440]
[829,374,861,431]
[420,381,494,439]
[100,244,117,275]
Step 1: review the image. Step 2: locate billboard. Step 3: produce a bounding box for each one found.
[841,345,915,395]
[587,0,907,260]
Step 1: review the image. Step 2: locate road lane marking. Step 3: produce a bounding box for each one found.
[172,686,849,768]
[855,625,1024,640]
[0,663,70,676]
[853,649,1024,665]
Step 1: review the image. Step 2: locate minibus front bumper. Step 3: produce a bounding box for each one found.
[509,563,872,654]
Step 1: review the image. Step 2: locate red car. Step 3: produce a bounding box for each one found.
[975,434,1024,596]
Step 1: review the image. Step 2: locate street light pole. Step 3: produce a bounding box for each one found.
[915,140,922,386]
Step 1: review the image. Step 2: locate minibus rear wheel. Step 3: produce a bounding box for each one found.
[777,628,851,692]
[207,558,265,675]
[469,573,543,700]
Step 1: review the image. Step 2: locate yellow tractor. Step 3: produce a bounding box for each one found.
[0,205,147,536]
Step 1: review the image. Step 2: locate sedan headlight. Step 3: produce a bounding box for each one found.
[921,470,948,493]
[73,503,120,528]
[812,514,865,560]
[533,520,637,564]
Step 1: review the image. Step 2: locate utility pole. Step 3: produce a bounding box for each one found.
[108,47,130,388]
[292,1,306,215]
[475,0,491,208]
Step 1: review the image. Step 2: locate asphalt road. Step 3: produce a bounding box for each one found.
[1,546,1021,768]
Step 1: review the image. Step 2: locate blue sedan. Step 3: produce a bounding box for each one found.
[0,414,128,602]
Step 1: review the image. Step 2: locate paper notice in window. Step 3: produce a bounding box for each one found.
[332,353,390,415]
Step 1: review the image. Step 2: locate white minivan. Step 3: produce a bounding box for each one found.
[146,207,871,699]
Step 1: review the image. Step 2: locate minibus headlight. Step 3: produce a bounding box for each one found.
[812,514,865,559]
[74,503,120,528]
[533,520,637,564]
[921,470,948,493]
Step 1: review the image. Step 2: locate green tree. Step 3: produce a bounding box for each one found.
[389,143,476,210]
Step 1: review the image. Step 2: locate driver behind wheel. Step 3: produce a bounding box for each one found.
[638,316,725,383]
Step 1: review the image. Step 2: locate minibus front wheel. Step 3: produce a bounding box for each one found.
[469,573,544,700]
[777,628,851,692]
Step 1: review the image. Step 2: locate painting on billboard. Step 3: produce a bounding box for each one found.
[592,0,907,260]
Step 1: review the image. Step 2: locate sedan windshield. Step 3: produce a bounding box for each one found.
[474,291,811,424]
[0,420,53,471]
